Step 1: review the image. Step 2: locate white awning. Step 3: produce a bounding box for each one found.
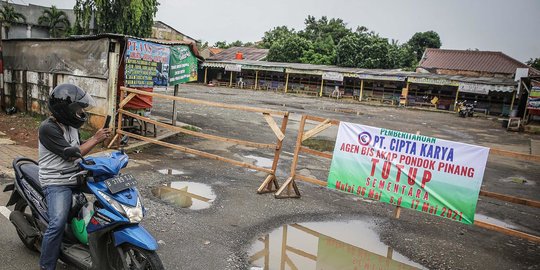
[459,82,515,95]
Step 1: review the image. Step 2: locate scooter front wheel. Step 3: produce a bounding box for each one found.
[114,244,164,270]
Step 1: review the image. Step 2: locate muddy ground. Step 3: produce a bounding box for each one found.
[1,84,540,269]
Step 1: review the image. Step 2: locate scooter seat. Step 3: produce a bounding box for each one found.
[20,163,43,195]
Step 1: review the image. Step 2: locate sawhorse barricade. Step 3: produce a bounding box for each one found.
[110,86,290,194]
[275,114,540,243]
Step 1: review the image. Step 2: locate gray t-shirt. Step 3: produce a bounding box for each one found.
[38,117,81,186]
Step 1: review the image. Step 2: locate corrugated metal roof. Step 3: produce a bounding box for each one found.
[209,48,223,55]
[208,47,269,61]
[419,48,539,76]
[203,59,518,86]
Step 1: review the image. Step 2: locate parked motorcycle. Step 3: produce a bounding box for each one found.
[457,100,477,118]
[3,146,164,269]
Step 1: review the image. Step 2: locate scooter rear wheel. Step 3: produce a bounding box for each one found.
[114,243,164,270]
[14,200,39,252]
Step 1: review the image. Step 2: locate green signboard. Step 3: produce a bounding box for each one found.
[169,45,198,85]
[327,122,489,224]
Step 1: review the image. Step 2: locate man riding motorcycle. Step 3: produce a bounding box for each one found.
[38,84,110,270]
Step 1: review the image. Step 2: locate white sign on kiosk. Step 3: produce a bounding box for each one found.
[322,72,344,82]
[225,64,242,72]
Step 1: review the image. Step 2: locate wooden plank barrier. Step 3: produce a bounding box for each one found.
[111,86,290,194]
[274,114,540,243]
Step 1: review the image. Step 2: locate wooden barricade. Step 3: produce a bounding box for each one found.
[275,114,540,243]
[275,114,338,198]
[110,86,289,193]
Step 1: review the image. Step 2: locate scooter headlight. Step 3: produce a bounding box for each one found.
[123,198,143,223]
[97,191,143,223]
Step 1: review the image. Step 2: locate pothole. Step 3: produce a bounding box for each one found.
[157,169,186,175]
[151,181,216,210]
[474,214,519,230]
[248,219,425,270]
[244,155,273,168]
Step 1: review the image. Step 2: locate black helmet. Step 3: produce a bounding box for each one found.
[48,84,96,128]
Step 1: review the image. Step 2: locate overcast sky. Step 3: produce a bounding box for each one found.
[13,0,540,62]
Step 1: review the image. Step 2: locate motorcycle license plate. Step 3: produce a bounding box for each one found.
[104,174,137,194]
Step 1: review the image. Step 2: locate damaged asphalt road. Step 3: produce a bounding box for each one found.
[123,85,539,269]
[0,84,538,270]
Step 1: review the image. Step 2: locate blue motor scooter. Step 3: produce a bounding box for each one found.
[4,145,163,269]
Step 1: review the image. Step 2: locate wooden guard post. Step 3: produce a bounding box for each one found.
[275,115,339,198]
[112,86,289,194]
[274,114,540,243]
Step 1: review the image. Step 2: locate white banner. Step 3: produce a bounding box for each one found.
[328,122,490,224]
[225,64,242,72]
[322,72,344,82]
[459,82,515,94]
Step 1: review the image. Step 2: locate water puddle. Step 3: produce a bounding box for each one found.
[157,169,185,175]
[244,155,273,168]
[474,214,518,230]
[151,181,216,210]
[248,220,425,270]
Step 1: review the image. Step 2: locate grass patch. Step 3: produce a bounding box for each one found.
[303,138,335,152]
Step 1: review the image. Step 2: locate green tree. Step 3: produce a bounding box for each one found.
[38,6,71,38]
[300,35,336,65]
[214,41,229,49]
[267,34,311,63]
[0,4,26,38]
[407,30,442,61]
[229,40,244,47]
[526,58,540,70]
[73,0,159,37]
[259,26,295,49]
[358,35,391,69]
[387,40,417,69]
[336,34,361,67]
[300,15,351,46]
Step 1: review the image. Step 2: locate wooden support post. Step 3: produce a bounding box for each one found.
[204,67,208,84]
[393,206,402,219]
[359,79,364,101]
[510,90,516,112]
[275,115,306,198]
[255,70,259,90]
[386,247,394,259]
[319,78,324,97]
[258,113,289,194]
[113,88,126,148]
[229,72,233,87]
[454,87,460,112]
[284,73,289,93]
[172,84,179,126]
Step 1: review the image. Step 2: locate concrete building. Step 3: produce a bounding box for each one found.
[151,21,198,44]
[1,2,76,39]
